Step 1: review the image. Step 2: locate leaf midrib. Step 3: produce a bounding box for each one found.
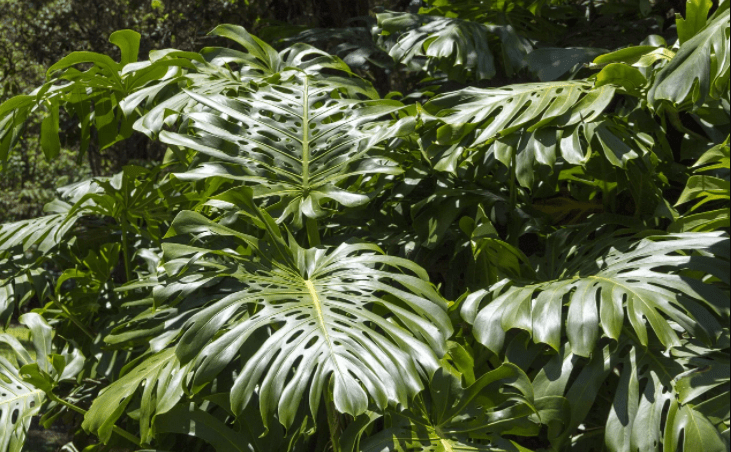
[302,76,310,189]
[304,279,343,376]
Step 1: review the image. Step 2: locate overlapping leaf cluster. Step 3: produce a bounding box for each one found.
[0,1,729,451]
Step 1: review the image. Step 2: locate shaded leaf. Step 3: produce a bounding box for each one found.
[649,5,730,108]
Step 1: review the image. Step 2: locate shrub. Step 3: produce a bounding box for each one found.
[0,1,729,451]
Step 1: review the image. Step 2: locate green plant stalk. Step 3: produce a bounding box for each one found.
[599,156,614,214]
[325,393,342,452]
[508,152,519,247]
[49,294,95,340]
[306,216,321,247]
[47,392,141,446]
[635,168,644,219]
[120,214,133,282]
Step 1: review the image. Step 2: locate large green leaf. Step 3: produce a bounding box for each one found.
[671,137,730,232]
[0,169,177,323]
[127,194,452,428]
[132,26,359,139]
[108,29,141,66]
[203,24,354,77]
[271,26,394,72]
[0,313,68,452]
[162,72,412,227]
[672,337,730,441]
[417,81,650,176]
[533,337,730,451]
[648,3,730,109]
[0,208,76,255]
[663,400,728,452]
[0,357,43,452]
[676,0,714,44]
[676,138,730,209]
[0,169,117,246]
[0,202,80,321]
[422,81,616,147]
[82,348,192,443]
[676,175,731,209]
[603,344,697,452]
[0,176,109,254]
[358,364,536,452]
[377,12,531,82]
[0,35,169,164]
[462,229,729,357]
[0,25,350,169]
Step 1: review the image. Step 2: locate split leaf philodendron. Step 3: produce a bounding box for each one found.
[0,1,729,451]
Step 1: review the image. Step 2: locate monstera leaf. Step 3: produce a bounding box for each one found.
[0,168,179,322]
[0,25,353,169]
[0,313,75,452]
[273,25,394,72]
[161,70,412,227]
[0,169,118,255]
[377,12,531,82]
[359,364,537,452]
[672,137,731,232]
[422,81,616,148]
[533,336,729,452]
[418,81,651,176]
[0,198,86,322]
[0,171,132,255]
[672,336,730,444]
[0,172,124,255]
[106,189,451,430]
[648,2,730,109]
[131,25,364,138]
[126,23,416,230]
[462,227,729,357]
[200,24,356,78]
[0,357,42,452]
[0,206,76,255]
[82,348,193,443]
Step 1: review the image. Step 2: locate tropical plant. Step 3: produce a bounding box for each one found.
[0,0,729,451]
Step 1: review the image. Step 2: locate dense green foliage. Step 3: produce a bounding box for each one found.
[0,0,729,451]
[0,0,377,223]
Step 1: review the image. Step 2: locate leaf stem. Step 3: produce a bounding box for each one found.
[47,393,141,446]
[325,390,341,452]
[306,216,321,247]
[120,215,133,282]
[49,293,95,340]
[599,156,614,214]
[634,165,643,219]
[508,151,519,247]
